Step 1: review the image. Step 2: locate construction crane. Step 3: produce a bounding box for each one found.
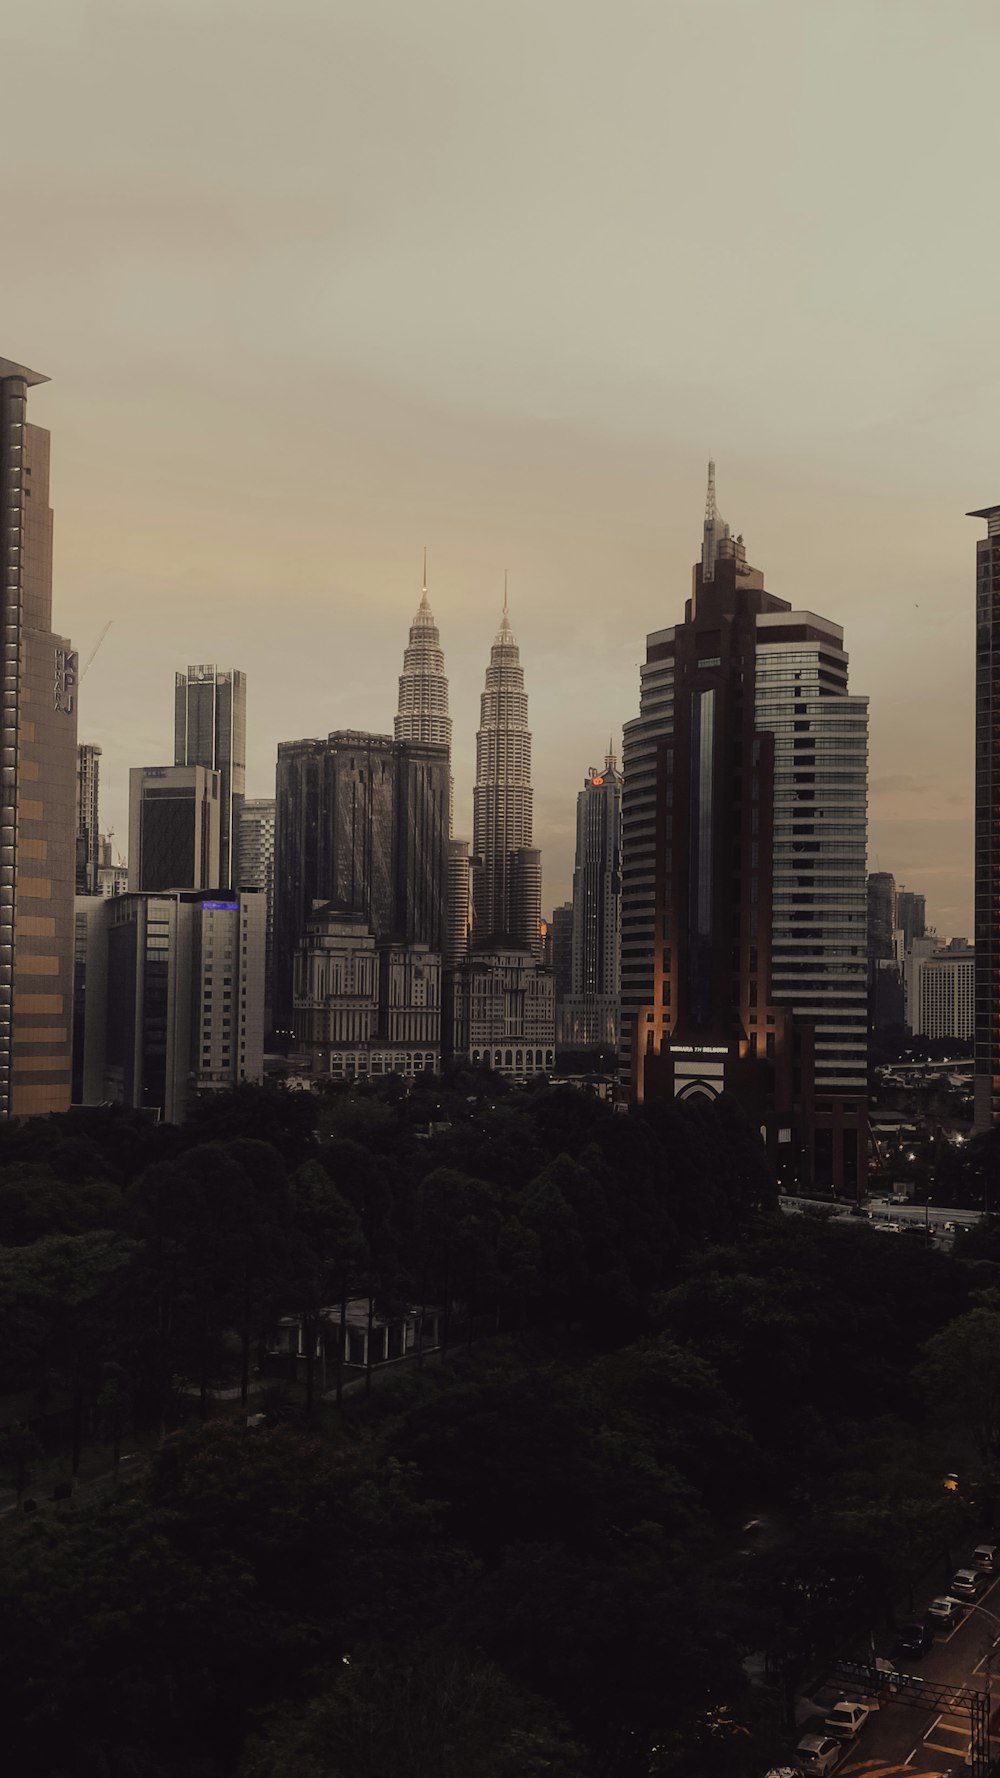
[81,619,112,679]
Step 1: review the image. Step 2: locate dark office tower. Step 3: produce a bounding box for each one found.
[472,594,534,943]
[0,358,77,1117]
[237,797,275,1031]
[174,664,246,889]
[867,870,900,1033]
[76,742,102,894]
[127,766,221,893]
[970,499,1000,1128]
[550,901,574,1001]
[867,872,896,963]
[273,731,448,1032]
[895,890,926,951]
[444,838,471,967]
[621,467,868,1191]
[559,748,623,1053]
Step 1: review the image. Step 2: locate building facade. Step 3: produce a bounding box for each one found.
[971,502,1000,1127]
[895,889,927,952]
[237,796,275,1031]
[906,936,975,1042]
[558,750,622,1054]
[128,764,222,894]
[75,886,265,1119]
[0,357,78,1117]
[273,730,449,1034]
[621,467,868,1191]
[174,664,246,890]
[292,903,440,1080]
[452,944,555,1077]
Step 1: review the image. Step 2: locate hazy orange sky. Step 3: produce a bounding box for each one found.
[5,0,997,930]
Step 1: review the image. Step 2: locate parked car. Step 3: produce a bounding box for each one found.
[926,1595,966,1630]
[794,1735,842,1775]
[824,1700,874,1740]
[951,1568,986,1599]
[894,1621,934,1660]
[973,1543,998,1572]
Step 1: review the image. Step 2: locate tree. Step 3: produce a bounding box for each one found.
[289,1161,365,1416]
[0,1421,42,1507]
[918,1293,1000,1469]
[239,1638,588,1778]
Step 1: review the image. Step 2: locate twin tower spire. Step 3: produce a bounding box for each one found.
[394,559,537,953]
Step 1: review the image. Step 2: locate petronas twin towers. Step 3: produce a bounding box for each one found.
[394,563,541,961]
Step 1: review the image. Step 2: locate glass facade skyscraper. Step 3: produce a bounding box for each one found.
[622,468,868,1191]
[273,731,449,1033]
[174,664,246,890]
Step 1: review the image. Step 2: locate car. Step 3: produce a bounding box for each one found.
[926,1595,966,1630]
[894,1620,934,1660]
[973,1543,998,1572]
[951,1568,986,1599]
[824,1700,874,1740]
[794,1735,843,1775]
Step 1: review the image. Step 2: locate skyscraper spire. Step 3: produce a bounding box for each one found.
[395,564,451,753]
[701,458,731,583]
[496,571,514,642]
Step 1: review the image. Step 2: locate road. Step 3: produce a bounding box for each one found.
[828,1568,1000,1778]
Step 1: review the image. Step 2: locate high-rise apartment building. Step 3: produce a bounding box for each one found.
[76,743,101,895]
[0,357,78,1116]
[622,468,868,1191]
[971,500,1000,1126]
[237,796,275,1031]
[273,731,448,1033]
[559,750,623,1054]
[472,597,538,946]
[74,886,265,1117]
[128,765,221,893]
[174,665,246,890]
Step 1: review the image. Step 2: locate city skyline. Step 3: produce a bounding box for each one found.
[5,4,994,940]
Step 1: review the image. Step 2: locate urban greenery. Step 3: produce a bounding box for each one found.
[0,1077,996,1776]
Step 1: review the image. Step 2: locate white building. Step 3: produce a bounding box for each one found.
[906,937,974,1040]
[74,887,265,1119]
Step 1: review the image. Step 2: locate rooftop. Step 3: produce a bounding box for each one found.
[0,357,49,387]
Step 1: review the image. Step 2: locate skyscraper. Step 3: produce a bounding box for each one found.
[895,889,926,952]
[622,467,869,1191]
[970,499,1000,1128]
[128,765,222,894]
[559,749,623,1054]
[237,796,276,1031]
[472,593,537,947]
[174,664,246,890]
[76,742,102,894]
[273,731,449,1032]
[395,556,452,754]
[0,357,78,1117]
